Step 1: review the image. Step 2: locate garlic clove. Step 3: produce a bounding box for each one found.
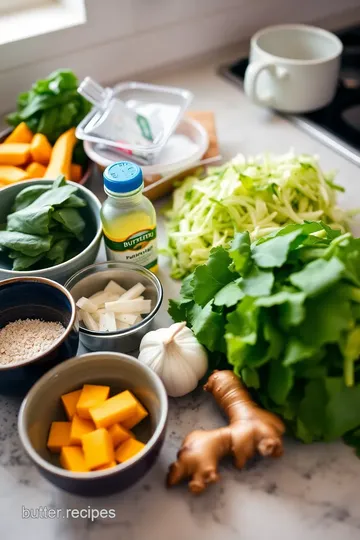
[162,343,199,397]
[138,322,208,398]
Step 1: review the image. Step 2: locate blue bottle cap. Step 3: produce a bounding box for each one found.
[103,161,143,194]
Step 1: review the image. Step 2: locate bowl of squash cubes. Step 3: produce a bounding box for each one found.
[0,123,91,187]
[18,351,168,496]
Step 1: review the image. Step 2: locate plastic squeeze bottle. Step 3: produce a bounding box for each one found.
[101,161,158,271]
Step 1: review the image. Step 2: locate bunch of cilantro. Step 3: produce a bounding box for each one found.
[169,222,360,455]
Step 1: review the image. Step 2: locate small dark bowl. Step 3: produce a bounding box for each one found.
[18,352,168,496]
[0,277,79,395]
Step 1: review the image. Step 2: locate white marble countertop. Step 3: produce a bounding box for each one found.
[1,46,360,540]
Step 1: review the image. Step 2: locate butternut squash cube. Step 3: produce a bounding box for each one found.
[61,389,82,420]
[30,133,52,165]
[60,446,89,472]
[115,438,145,463]
[122,394,148,429]
[45,127,76,180]
[47,421,71,453]
[26,162,46,179]
[0,143,30,166]
[81,428,114,470]
[4,122,33,144]
[70,414,95,445]
[90,390,138,429]
[0,165,29,184]
[108,423,133,448]
[76,384,110,419]
[70,163,82,183]
[96,460,117,471]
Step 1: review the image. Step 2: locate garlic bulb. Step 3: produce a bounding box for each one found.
[138,322,208,397]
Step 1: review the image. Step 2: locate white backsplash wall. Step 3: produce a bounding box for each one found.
[0,0,360,114]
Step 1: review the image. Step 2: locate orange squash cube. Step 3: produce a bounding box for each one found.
[26,162,46,179]
[0,143,30,166]
[70,414,95,445]
[115,438,145,463]
[76,384,110,419]
[70,163,82,182]
[30,133,52,165]
[122,394,148,429]
[60,446,89,472]
[47,421,71,453]
[108,423,133,448]
[96,460,117,471]
[81,428,114,470]
[90,390,137,429]
[4,122,33,144]
[61,389,82,420]
[0,165,29,184]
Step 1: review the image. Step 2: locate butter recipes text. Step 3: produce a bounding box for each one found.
[22,505,116,521]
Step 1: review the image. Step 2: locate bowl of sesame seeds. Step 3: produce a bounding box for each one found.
[0,276,79,394]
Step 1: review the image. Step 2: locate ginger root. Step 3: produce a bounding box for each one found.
[167,370,285,494]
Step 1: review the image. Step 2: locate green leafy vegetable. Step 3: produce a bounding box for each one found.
[0,176,88,270]
[165,152,350,278]
[0,231,51,256]
[6,69,91,144]
[52,208,85,240]
[169,222,360,456]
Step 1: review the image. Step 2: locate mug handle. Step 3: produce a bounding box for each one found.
[244,62,288,107]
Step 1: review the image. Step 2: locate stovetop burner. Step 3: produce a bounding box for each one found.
[219,25,360,165]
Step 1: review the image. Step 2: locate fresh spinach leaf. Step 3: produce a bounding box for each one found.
[46,239,70,265]
[0,231,51,256]
[52,208,85,240]
[12,253,44,271]
[7,206,53,236]
[12,185,51,212]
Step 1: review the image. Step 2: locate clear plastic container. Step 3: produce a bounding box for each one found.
[76,81,193,163]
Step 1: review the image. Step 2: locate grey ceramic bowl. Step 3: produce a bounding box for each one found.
[18,352,168,496]
[0,276,79,395]
[65,261,163,353]
[0,179,102,284]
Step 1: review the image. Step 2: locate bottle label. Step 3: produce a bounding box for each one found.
[104,227,157,269]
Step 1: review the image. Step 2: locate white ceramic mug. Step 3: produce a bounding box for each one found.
[244,24,343,113]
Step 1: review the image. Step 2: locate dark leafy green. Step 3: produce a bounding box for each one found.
[6,69,91,144]
[0,176,88,270]
[169,222,360,456]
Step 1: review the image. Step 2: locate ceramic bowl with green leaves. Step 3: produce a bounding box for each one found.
[0,178,102,284]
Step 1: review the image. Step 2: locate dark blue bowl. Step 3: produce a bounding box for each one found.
[18,352,168,496]
[0,277,79,395]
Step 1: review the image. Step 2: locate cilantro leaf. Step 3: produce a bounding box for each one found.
[290,257,345,296]
[168,298,193,323]
[241,266,274,297]
[214,281,244,307]
[296,287,353,347]
[283,338,318,366]
[192,247,234,307]
[298,379,327,439]
[325,378,360,440]
[229,231,251,274]
[192,301,225,352]
[252,229,303,268]
[267,360,293,405]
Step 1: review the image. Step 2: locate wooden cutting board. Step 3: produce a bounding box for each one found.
[185,110,220,160]
[144,110,221,201]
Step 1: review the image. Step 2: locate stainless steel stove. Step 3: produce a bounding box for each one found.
[219,25,360,166]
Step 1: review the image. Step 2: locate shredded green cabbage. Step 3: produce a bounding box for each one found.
[165,151,349,278]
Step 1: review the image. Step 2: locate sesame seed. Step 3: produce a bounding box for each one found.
[0,319,65,365]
